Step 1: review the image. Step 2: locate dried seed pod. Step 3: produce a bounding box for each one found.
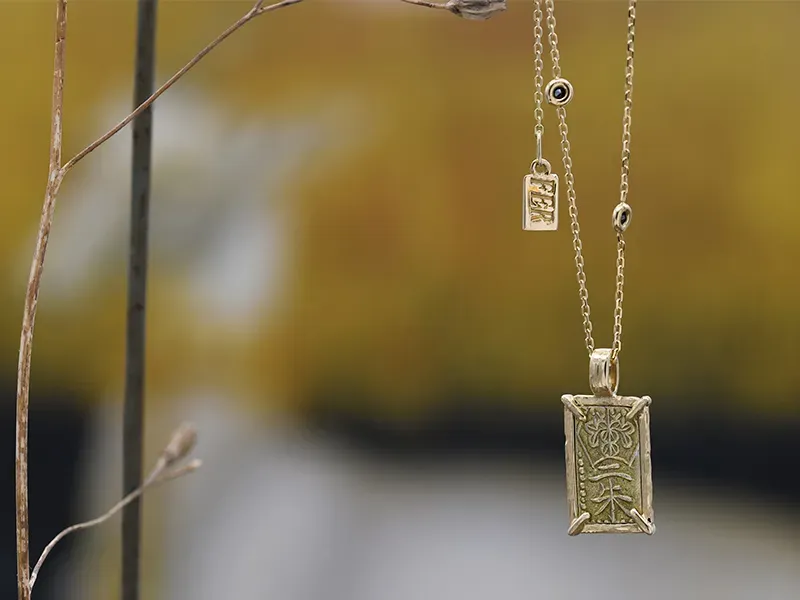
[445,0,507,20]
[161,423,198,466]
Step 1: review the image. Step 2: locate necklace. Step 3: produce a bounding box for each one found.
[525,0,655,535]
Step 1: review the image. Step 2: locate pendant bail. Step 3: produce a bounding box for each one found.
[589,348,619,396]
[535,128,543,164]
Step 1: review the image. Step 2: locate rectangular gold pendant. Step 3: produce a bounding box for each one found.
[522,172,558,231]
[562,394,655,535]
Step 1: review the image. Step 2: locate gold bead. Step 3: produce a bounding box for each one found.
[545,78,573,106]
[612,202,632,233]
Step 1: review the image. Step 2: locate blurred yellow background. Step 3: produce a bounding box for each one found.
[1,2,799,600]
[3,1,799,420]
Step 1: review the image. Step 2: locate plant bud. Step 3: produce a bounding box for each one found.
[446,0,506,20]
[161,423,198,466]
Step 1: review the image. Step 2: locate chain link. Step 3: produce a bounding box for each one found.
[544,0,594,354]
[618,0,636,209]
[542,0,637,361]
[532,0,545,135]
[611,0,636,362]
[555,106,595,353]
[611,235,626,360]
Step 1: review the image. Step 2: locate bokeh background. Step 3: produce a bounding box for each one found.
[2,0,799,598]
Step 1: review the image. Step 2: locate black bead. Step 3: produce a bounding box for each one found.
[620,211,629,224]
[546,78,573,106]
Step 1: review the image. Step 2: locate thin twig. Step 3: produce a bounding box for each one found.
[30,423,201,592]
[16,2,67,599]
[16,2,301,598]
[400,0,450,10]
[15,0,490,597]
[29,463,201,592]
[401,0,507,19]
[61,0,303,173]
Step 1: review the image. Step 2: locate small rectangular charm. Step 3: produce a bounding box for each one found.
[562,394,655,535]
[522,171,559,231]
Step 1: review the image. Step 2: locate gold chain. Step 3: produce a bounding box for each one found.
[532,0,545,136]
[542,0,637,362]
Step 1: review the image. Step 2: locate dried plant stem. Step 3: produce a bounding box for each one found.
[30,423,201,592]
[400,0,450,10]
[29,462,201,592]
[15,2,67,599]
[15,1,300,598]
[401,0,506,19]
[62,0,303,172]
[15,1,490,598]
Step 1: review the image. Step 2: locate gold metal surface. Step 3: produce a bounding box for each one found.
[563,394,654,535]
[567,512,591,536]
[589,348,618,396]
[523,171,559,230]
[612,202,632,234]
[524,1,558,232]
[544,77,573,106]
